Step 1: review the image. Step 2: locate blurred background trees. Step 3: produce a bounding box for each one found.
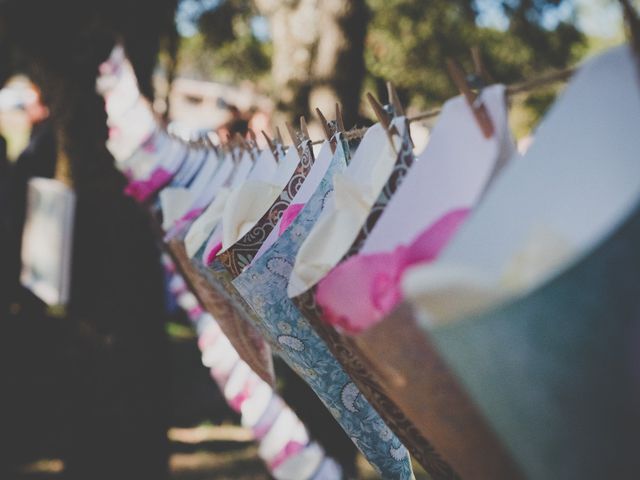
[173,0,622,130]
[2,0,624,142]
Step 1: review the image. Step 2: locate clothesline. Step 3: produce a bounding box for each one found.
[302,65,576,146]
[170,64,576,151]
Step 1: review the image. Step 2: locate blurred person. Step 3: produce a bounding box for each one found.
[0,83,56,314]
[0,84,169,480]
[0,134,7,175]
[216,99,249,140]
[0,82,63,477]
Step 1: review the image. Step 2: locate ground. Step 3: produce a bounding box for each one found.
[3,315,429,480]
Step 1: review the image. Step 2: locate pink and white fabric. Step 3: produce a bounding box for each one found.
[183,154,236,258]
[316,209,469,333]
[315,85,515,333]
[125,138,189,202]
[119,130,169,181]
[253,139,335,263]
[161,150,221,238]
[278,203,305,236]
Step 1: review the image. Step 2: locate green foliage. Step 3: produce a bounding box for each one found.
[179,0,585,130]
[365,0,584,110]
[178,0,271,83]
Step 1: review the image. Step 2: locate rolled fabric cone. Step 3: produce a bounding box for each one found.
[166,239,276,386]
[231,137,415,479]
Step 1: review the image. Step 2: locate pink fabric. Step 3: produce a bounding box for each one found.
[206,241,223,265]
[188,305,204,319]
[142,138,158,153]
[165,207,206,241]
[279,203,305,236]
[162,257,176,273]
[124,168,173,202]
[210,367,233,389]
[229,378,258,413]
[108,125,119,141]
[268,441,306,470]
[197,331,222,352]
[124,168,135,182]
[316,208,470,334]
[180,207,206,225]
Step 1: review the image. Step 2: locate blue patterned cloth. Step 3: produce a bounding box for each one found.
[232,137,415,479]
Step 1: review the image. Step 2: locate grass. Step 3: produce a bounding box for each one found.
[11,425,430,479]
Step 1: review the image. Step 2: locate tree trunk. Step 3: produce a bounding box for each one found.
[255,0,369,128]
[5,6,171,476]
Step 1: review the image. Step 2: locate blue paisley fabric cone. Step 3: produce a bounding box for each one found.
[233,138,416,479]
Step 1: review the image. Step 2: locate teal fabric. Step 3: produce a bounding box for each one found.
[232,138,415,479]
[430,201,640,479]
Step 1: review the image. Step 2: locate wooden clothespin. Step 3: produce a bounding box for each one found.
[286,117,309,147]
[226,133,240,163]
[234,132,249,153]
[386,82,405,117]
[247,128,257,147]
[366,92,391,130]
[315,108,333,141]
[620,0,640,61]
[335,103,346,133]
[203,131,218,155]
[285,122,303,160]
[316,106,342,153]
[386,82,414,148]
[218,133,228,157]
[273,126,286,163]
[261,130,278,157]
[299,116,311,142]
[446,58,495,138]
[244,129,258,161]
[275,126,285,147]
[366,92,398,154]
[470,46,494,85]
[224,132,233,151]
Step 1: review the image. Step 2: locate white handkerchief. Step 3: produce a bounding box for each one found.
[183,151,221,211]
[288,120,404,298]
[183,149,254,256]
[220,145,299,252]
[185,188,231,258]
[120,130,169,180]
[361,85,514,256]
[246,148,278,182]
[160,187,195,230]
[221,180,281,249]
[253,139,334,264]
